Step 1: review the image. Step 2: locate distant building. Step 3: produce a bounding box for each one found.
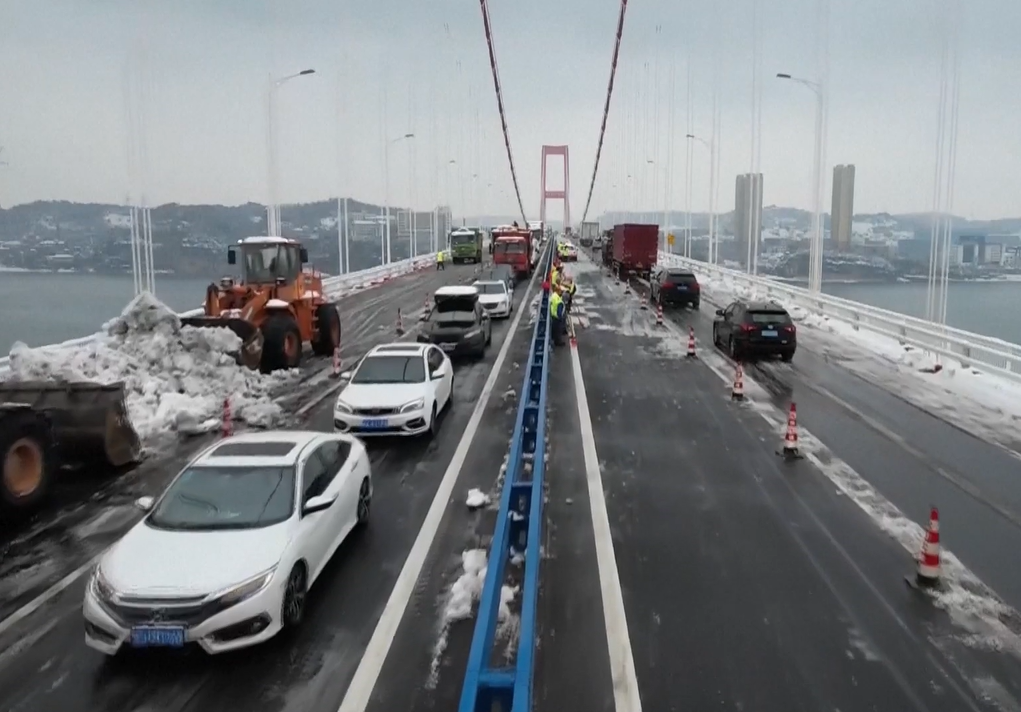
[831,164,855,252]
[734,173,763,266]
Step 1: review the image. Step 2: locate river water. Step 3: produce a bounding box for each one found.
[2,271,1020,356]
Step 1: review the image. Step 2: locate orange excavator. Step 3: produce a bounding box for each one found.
[182,236,342,372]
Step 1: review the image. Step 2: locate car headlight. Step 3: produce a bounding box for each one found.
[215,567,276,605]
[90,566,115,602]
[400,398,425,413]
[335,399,353,414]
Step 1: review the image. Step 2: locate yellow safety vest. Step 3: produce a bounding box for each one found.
[551,268,559,286]
[549,292,563,319]
[436,251,445,262]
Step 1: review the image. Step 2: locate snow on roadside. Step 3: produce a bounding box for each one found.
[691,268,1021,452]
[4,292,299,444]
[466,488,491,509]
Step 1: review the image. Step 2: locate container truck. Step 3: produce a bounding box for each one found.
[580,221,599,247]
[611,223,659,280]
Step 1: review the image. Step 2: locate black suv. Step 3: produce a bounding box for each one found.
[649,267,701,309]
[417,288,493,358]
[712,300,796,361]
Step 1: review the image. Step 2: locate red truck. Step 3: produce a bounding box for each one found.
[492,227,534,283]
[611,223,659,280]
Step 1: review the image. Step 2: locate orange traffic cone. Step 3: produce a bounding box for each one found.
[396,308,405,336]
[655,304,664,326]
[330,347,342,378]
[641,292,649,310]
[624,280,631,295]
[907,507,942,589]
[686,326,696,358]
[731,363,745,400]
[777,402,801,459]
[419,296,431,321]
[221,397,233,438]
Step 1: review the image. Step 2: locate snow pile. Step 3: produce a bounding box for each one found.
[5,292,300,443]
[465,488,491,509]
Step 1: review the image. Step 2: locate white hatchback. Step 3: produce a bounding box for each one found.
[333,343,453,437]
[83,430,372,655]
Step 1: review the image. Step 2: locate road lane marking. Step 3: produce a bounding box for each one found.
[568,341,644,712]
[336,256,545,712]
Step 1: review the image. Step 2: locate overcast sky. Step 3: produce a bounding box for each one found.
[0,0,1017,220]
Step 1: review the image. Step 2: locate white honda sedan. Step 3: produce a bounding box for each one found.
[83,430,372,655]
[473,279,513,318]
[333,343,453,437]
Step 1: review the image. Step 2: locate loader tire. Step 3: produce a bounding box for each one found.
[312,305,342,357]
[261,314,303,372]
[0,408,56,513]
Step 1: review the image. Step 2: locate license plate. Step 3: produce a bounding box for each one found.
[440,343,456,352]
[761,330,778,337]
[130,626,185,648]
[674,285,688,291]
[361,418,389,429]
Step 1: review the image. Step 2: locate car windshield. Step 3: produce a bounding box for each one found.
[748,310,792,325]
[666,271,697,282]
[147,465,295,531]
[474,282,507,295]
[495,241,526,255]
[432,310,477,326]
[243,244,299,284]
[451,233,476,246]
[352,355,426,384]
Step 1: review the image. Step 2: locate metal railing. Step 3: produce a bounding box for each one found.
[458,243,554,712]
[0,253,437,377]
[660,252,1021,383]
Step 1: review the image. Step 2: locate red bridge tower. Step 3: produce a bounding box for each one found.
[539,145,570,228]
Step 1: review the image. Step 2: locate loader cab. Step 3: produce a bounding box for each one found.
[229,237,309,286]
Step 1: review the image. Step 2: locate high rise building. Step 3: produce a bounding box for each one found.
[734,173,763,267]
[831,164,856,252]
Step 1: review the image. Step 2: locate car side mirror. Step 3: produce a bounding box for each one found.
[715,309,724,316]
[135,496,154,512]
[303,494,336,515]
[299,248,309,263]
[339,370,352,381]
[227,249,237,265]
[431,367,446,380]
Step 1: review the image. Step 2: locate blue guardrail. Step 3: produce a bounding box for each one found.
[458,242,554,712]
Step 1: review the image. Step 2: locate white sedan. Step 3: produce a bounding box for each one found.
[83,430,372,655]
[333,343,453,437]
[473,279,513,318]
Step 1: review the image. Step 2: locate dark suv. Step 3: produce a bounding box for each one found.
[712,300,796,361]
[649,267,701,308]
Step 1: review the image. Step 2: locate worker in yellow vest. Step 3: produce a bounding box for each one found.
[549,286,566,346]
[436,250,445,270]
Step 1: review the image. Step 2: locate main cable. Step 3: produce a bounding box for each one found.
[478,0,527,223]
[581,0,630,223]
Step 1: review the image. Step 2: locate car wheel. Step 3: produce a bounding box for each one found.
[728,337,739,360]
[486,325,492,346]
[281,564,307,629]
[356,478,371,526]
[781,351,794,363]
[427,403,438,437]
[712,325,718,346]
[692,301,700,310]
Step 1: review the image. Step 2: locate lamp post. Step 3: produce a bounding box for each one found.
[647,159,669,251]
[686,134,711,260]
[777,72,825,292]
[383,132,415,263]
[266,68,315,236]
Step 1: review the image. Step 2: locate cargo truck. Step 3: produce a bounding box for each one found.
[449,228,484,263]
[492,226,534,282]
[580,221,599,247]
[611,223,659,280]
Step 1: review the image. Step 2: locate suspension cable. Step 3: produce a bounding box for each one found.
[478,0,527,224]
[581,0,630,223]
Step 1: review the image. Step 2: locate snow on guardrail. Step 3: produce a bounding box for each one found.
[0,253,437,377]
[660,252,1021,385]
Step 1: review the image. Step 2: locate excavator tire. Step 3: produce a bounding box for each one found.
[0,405,57,513]
[312,304,342,357]
[261,313,303,372]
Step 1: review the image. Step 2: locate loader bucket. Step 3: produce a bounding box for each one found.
[0,381,142,468]
[180,316,265,370]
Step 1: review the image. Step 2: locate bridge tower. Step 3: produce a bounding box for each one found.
[540,145,570,228]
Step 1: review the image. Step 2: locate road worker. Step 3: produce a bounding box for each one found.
[436,250,445,270]
[549,285,566,346]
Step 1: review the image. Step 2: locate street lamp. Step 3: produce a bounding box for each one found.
[383,132,415,264]
[647,159,669,251]
[777,72,825,292]
[266,68,315,236]
[686,134,712,260]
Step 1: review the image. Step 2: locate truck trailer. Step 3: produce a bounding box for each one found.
[611,223,659,280]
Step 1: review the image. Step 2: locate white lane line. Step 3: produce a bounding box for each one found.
[336,257,545,712]
[0,556,101,638]
[569,342,643,712]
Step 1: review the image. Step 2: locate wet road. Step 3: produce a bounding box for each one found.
[0,257,539,712]
[532,258,1021,711]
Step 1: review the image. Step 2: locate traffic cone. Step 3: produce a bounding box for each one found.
[640,292,649,310]
[221,397,233,438]
[777,402,801,459]
[907,507,942,589]
[686,326,696,358]
[419,296,431,320]
[731,363,745,400]
[624,280,631,295]
[655,304,664,326]
[396,308,405,336]
[330,347,342,378]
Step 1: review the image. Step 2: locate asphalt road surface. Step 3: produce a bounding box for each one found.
[532,259,1021,712]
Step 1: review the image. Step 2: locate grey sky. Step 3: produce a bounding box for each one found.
[0,0,1017,220]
